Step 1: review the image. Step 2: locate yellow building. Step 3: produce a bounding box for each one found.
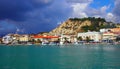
[19,35,29,42]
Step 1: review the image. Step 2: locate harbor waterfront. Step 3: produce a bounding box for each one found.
[0,44,120,69]
[1,28,120,45]
[1,0,120,69]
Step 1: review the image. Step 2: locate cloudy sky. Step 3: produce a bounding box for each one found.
[0,0,119,35]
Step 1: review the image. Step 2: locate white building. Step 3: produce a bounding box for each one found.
[100,28,110,33]
[60,35,71,42]
[78,32,102,42]
[2,34,13,44]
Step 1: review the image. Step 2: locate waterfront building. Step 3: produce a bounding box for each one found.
[100,28,120,33]
[2,34,13,44]
[19,35,29,42]
[12,34,20,40]
[60,35,71,42]
[100,28,111,33]
[33,35,59,44]
[78,32,102,42]
[102,31,120,42]
[34,35,59,40]
[2,34,30,44]
[60,35,77,43]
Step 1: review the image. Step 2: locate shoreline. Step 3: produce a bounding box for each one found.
[0,42,120,46]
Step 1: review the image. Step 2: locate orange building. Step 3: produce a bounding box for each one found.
[110,28,120,33]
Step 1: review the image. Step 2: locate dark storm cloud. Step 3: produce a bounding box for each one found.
[19,0,73,33]
[0,0,54,21]
[0,0,72,34]
[0,0,30,21]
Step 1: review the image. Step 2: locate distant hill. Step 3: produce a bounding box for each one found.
[49,17,120,35]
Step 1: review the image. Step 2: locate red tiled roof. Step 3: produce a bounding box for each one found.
[103,31,120,34]
[33,35,59,38]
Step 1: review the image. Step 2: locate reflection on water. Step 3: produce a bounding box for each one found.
[0,44,120,69]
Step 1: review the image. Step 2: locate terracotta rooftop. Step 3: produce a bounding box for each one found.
[33,35,59,38]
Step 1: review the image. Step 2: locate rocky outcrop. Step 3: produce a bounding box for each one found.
[49,17,118,35]
[49,19,92,35]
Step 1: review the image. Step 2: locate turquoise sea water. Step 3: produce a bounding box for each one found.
[0,44,120,69]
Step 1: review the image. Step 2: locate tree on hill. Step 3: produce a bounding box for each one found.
[74,17,116,32]
[69,17,106,22]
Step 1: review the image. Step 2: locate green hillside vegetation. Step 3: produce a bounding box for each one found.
[69,17,116,32]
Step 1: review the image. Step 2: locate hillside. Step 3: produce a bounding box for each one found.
[49,17,118,35]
